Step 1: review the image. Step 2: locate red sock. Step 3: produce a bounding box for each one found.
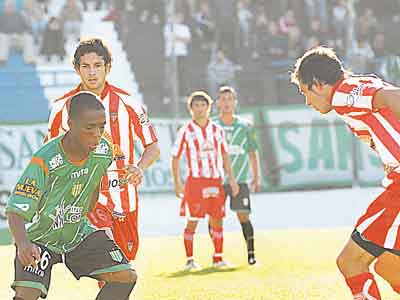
[97,280,105,289]
[345,272,381,300]
[210,226,223,263]
[183,228,195,259]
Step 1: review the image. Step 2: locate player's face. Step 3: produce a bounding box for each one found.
[217,92,236,115]
[190,100,210,121]
[299,81,333,114]
[76,52,110,95]
[70,109,106,154]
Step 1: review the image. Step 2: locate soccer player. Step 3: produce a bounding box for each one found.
[45,38,160,266]
[291,46,400,299]
[6,92,137,300]
[171,91,239,271]
[214,86,261,265]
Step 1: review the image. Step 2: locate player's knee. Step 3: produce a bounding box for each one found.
[336,252,348,274]
[14,286,41,300]
[237,213,249,223]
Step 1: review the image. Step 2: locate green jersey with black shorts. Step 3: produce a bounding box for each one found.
[214,115,258,212]
[6,135,113,253]
[214,115,258,184]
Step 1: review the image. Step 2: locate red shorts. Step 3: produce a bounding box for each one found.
[181,177,226,219]
[87,203,139,261]
[355,181,400,250]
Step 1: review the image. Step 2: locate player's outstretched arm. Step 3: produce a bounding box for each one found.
[6,212,40,267]
[137,142,160,173]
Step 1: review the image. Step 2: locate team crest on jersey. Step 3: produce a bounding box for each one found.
[112,144,125,161]
[71,182,83,197]
[127,241,133,252]
[94,142,109,155]
[346,84,366,107]
[49,154,64,170]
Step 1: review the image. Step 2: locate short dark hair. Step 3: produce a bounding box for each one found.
[187,91,213,108]
[218,85,237,98]
[291,46,345,89]
[73,38,112,68]
[69,91,105,119]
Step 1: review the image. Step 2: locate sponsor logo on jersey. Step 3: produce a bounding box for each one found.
[15,203,30,211]
[109,249,124,262]
[14,178,42,201]
[49,154,64,170]
[346,84,365,107]
[110,112,118,122]
[228,144,245,155]
[139,112,150,125]
[49,200,83,230]
[94,142,109,155]
[71,182,83,197]
[70,168,89,179]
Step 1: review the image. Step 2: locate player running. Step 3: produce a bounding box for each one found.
[6,92,137,300]
[171,91,239,271]
[214,86,261,265]
[292,46,400,299]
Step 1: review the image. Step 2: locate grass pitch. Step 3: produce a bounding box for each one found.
[0,228,397,300]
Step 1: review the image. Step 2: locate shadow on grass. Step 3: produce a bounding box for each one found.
[160,265,246,278]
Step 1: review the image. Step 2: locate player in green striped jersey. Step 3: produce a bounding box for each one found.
[6,92,137,300]
[214,86,261,265]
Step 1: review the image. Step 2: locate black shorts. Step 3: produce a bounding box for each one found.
[12,230,131,299]
[351,229,400,258]
[224,183,251,213]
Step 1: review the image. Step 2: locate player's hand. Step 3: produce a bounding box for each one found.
[175,183,184,198]
[125,165,143,186]
[17,240,41,267]
[250,178,261,193]
[229,179,240,197]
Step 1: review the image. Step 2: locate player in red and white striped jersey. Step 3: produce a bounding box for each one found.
[171,91,239,270]
[45,39,160,268]
[292,46,400,299]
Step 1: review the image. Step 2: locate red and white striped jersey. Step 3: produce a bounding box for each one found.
[46,82,158,213]
[330,75,400,186]
[172,120,228,179]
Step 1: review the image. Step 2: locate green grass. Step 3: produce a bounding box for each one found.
[0,228,398,300]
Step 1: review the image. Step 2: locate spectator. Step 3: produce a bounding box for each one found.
[163,11,191,98]
[356,8,380,43]
[192,1,215,50]
[237,0,253,48]
[331,0,348,50]
[21,0,46,43]
[371,32,387,77]
[347,34,375,73]
[40,16,65,62]
[0,0,36,65]
[279,9,296,35]
[251,10,269,60]
[60,0,83,42]
[207,47,239,99]
[287,26,304,59]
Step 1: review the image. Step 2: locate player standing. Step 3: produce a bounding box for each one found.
[291,46,400,299]
[7,93,137,300]
[171,91,239,270]
[214,86,261,265]
[45,38,160,266]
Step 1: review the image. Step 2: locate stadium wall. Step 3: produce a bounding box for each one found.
[0,105,384,242]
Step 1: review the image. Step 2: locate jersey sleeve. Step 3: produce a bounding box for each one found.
[332,77,389,112]
[126,103,158,147]
[246,122,258,152]
[6,157,48,222]
[44,99,69,143]
[171,126,187,158]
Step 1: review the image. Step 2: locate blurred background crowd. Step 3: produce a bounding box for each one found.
[2,0,400,115]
